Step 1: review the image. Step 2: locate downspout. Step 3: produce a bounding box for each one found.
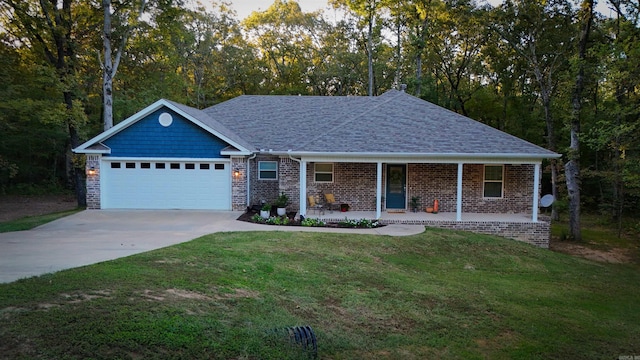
[246,153,257,207]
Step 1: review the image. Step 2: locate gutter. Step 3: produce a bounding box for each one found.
[267,150,560,159]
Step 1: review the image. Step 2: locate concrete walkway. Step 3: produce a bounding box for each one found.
[0,210,424,284]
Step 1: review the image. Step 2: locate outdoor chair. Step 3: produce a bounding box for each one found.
[308,195,324,215]
[323,193,340,213]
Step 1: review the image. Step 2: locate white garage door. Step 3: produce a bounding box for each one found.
[101,159,231,210]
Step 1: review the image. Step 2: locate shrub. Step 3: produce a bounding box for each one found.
[301,217,326,227]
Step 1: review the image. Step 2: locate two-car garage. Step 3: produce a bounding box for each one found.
[100,159,231,210]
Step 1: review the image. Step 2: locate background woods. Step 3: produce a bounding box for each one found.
[1,0,639,237]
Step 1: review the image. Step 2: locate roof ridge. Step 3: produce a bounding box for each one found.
[296,91,404,149]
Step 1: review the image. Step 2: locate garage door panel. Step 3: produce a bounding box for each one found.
[102,160,230,210]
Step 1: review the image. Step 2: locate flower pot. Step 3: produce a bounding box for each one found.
[260,210,270,219]
[277,207,287,216]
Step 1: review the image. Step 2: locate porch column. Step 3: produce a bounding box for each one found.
[456,162,463,221]
[376,162,382,219]
[532,162,540,222]
[300,160,307,217]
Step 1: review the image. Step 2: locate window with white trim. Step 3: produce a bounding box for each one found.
[314,163,334,183]
[483,165,504,198]
[258,161,278,180]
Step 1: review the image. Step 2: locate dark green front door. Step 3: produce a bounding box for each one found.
[386,164,406,209]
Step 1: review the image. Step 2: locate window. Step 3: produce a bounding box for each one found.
[185,163,195,170]
[315,163,334,183]
[125,162,136,169]
[110,162,121,169]
[200,164,210,170]
[484,165,504,198]
[155,163,166,169]
[258,161,277,180]
[214,164,225,170]
[170,163,180,169]
[141,163,151,169]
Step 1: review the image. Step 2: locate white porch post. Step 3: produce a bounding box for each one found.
[457,162,463,221]
[532,162,540,222]
[376,162,382,219]
[300,160,307,217]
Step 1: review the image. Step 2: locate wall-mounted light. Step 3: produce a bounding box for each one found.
[233,168,241,178]
[87,166,97,176]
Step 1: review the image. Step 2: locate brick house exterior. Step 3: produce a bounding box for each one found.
[75,90,560,247]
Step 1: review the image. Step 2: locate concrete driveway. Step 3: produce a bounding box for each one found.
[0,210,424,284]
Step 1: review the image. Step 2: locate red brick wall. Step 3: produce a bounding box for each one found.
[248,159,535,215]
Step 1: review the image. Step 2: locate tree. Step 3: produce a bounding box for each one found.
[1,0,89,206]
[101,0,147,130]
[565,0,594,241]
[243,0,322,94]
[330,0,387,96]
[492,0,575,221]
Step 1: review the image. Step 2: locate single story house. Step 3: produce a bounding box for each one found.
[74,90,560,247]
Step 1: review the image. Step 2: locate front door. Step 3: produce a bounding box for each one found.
[386,164,406,209]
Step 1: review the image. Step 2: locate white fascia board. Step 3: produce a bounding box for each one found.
[221,150,253,156]
[276,151,559,164]
[74,99,253,155]
[74,99,169,153]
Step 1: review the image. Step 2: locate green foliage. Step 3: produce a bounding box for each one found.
[1,231,639,358]
[261,203,271,211]
[337,218,379,228]
[275,192,289,208]
[301,217,326,227]
[265,216,290,225]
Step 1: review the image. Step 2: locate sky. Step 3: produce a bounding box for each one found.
[226,0,331,20]
[222,0,613,22]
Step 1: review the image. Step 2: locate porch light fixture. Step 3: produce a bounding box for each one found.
[233,167,241,178]
[86,166,96,176]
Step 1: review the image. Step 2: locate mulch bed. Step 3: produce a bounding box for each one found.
[236,208,384,229]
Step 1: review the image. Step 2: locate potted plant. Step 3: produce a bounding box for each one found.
[275,192,289,216]
[260,203,271,219]
[410,196,421,213]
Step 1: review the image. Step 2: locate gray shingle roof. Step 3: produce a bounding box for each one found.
[203,90,557,157]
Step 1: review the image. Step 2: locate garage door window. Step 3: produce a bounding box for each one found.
[258,161,277,180]
[141,163,151,169]
[156,163,165,169]
[170,163,180,169]
[111,162,121,169]
[185,163,195,170]
[200,164,210,170]
[215,164,225,170]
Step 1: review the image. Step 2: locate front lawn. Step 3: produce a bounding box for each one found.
[1,229,638,359]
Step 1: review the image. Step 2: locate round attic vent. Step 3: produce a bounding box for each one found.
[158,112,173,127]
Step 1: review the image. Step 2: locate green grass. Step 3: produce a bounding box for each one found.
[1,229,639,359]
[0,209,82,233]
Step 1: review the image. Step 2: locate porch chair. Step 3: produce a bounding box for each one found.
[308,195,325,215]
[323,193,340,213]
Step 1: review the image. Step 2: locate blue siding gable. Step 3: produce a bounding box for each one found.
[103,108,228,158]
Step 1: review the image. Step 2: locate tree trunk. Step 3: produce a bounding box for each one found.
[367,9,374,96]
[103,0,114,130]
[102,0,146,130]
[541,91,560,221]
[565,0,594,241]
